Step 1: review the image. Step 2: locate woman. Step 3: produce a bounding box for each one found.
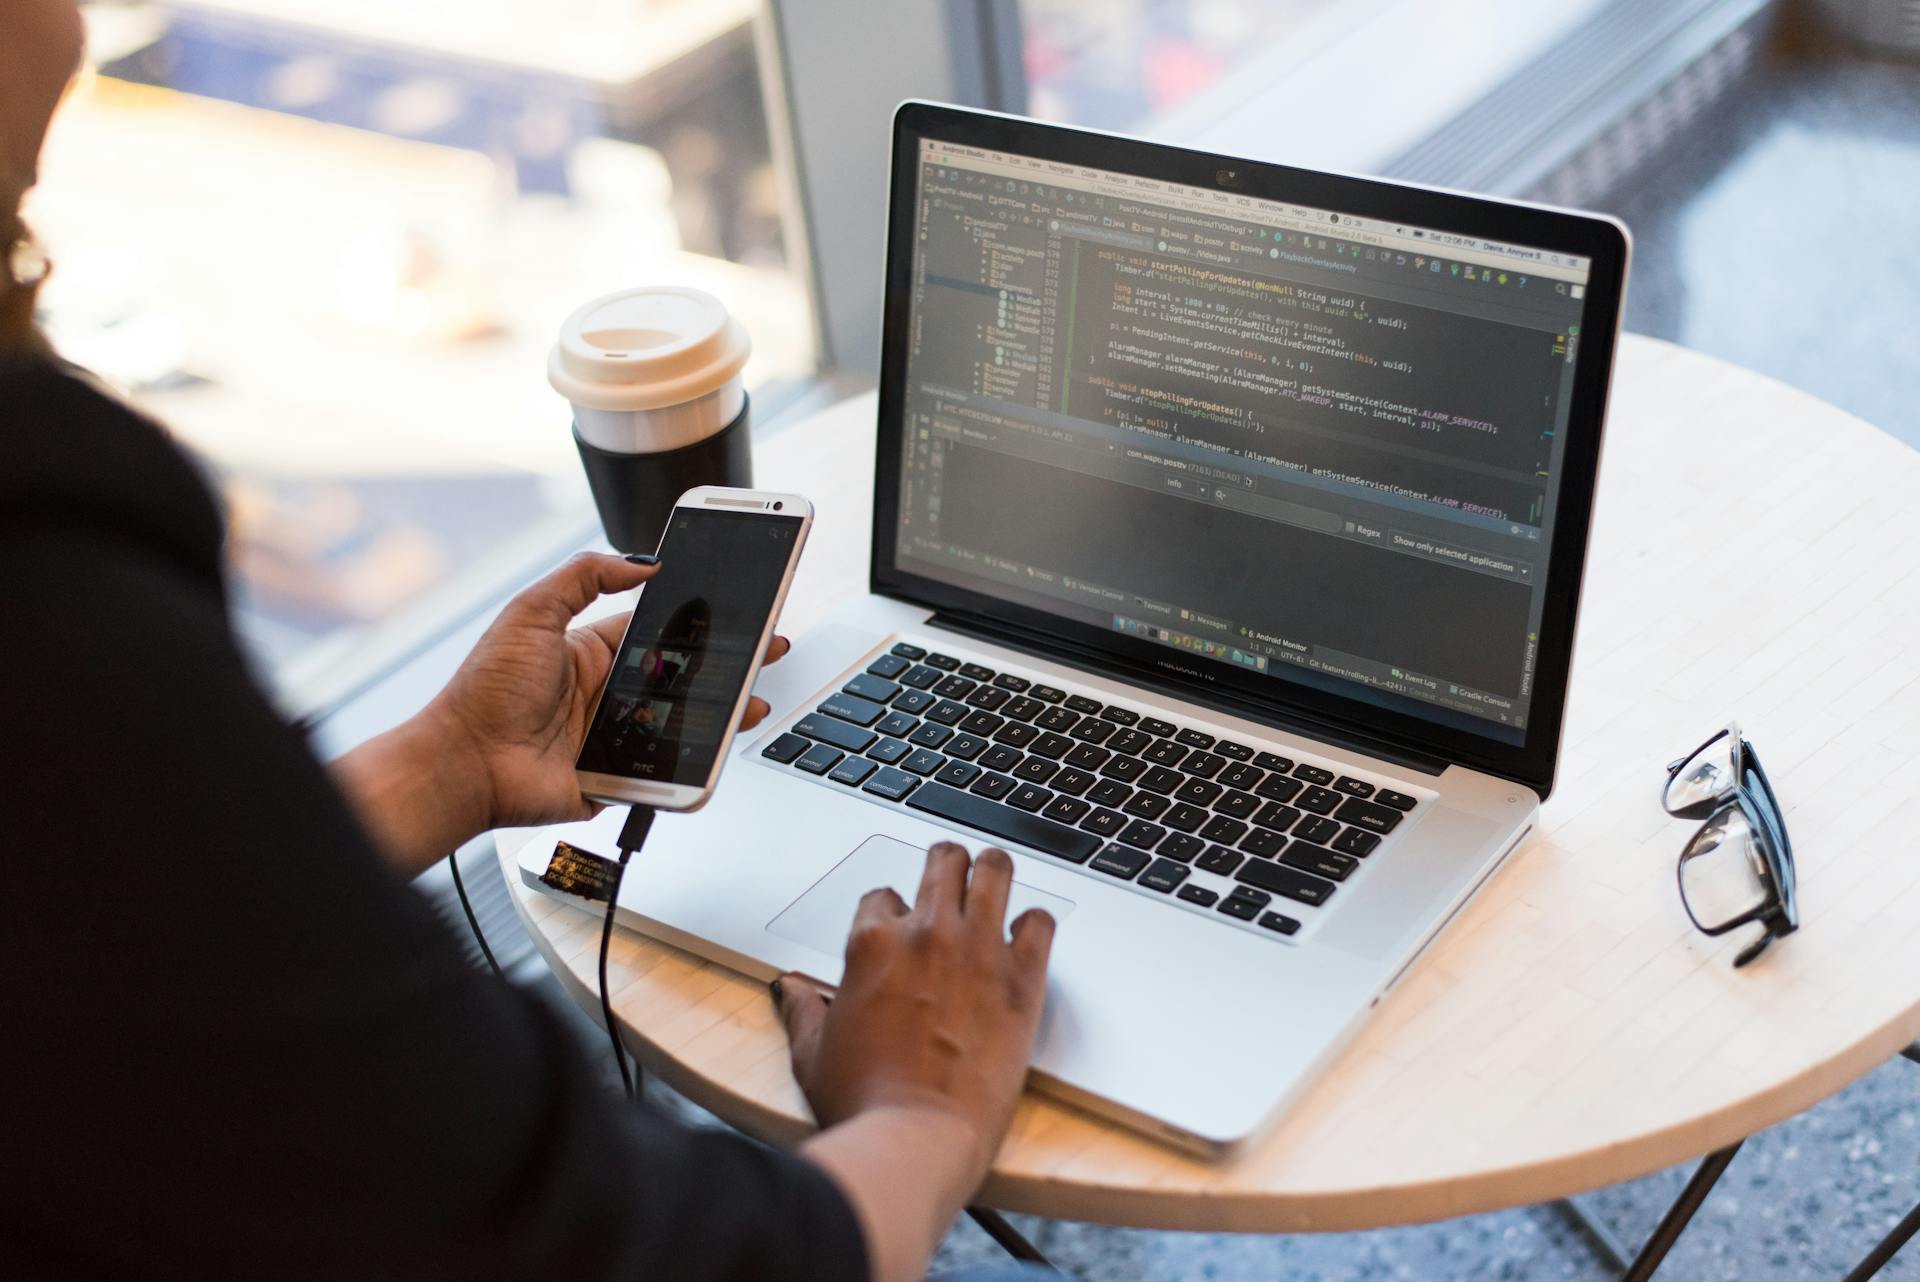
[1,5,1056,1278]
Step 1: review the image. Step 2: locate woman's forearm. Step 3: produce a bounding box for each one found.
[328,705,492,879]
[801,1106,984,1282]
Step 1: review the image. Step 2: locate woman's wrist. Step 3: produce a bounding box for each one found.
[329,703,494,878]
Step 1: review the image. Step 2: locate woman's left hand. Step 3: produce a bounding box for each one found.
[429,552,789,831]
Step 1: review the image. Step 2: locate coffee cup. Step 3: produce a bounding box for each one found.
[548,286,755,552]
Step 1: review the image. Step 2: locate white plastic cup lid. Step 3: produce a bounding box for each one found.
[547,286,751,412]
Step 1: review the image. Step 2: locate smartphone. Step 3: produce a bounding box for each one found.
[575,486,813,811]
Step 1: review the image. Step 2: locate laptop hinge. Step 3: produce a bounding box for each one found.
[926,610,1451,778]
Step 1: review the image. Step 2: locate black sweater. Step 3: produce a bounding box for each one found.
[0,356,867,1282]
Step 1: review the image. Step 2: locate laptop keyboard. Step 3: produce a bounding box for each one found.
[758,642,1425,940]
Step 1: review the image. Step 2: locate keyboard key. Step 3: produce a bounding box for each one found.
[1214,790,1260,820]
[1297,786,1343,815]
[1177,884,1220,908]
[875,711,919,739]
[1064,744,1110,771]
[1199,816,1248,846]
[1333,828,1382,857]
[1118,820,1168,850]
[794,713,876,754]
[1008,783,1053,812]
[1086,780,1132,808]
[1139,717,1177,738]
[1217,762,1263,791]
[865,768,918,800]
[907,722,954,749]
[902,748,946,777]
[924,653,960,671]
[906,782,1099,863]
[1280,843,1358,882]
[1091,845,1150,880]
[868,738,912,764]
[1121,792,1170,821]
[933,675,977,700]
[1098,755,1147,783]
[830,757,878,786]
[1139,858,1190,893]
[1051,767,1096,796]
[867,654,911,679]
[762,732,809,763]
[844,673,902,703]
[1030,684,1067,703]
[1183,752,1226,779]
[1002,696,1045,722]
[1065,695,1105,715]
[820,692,886,727]
[944,733,989,761]
[898,664,941,690]
[1254,751,1295,772]
[965,686,1011,711]
[1254,774,1304,804]
[925,700,968,726]
[1334,776,1376,798]
[1252,802,1301,833]
[1143,739,1189,768]
[796,743,844,775]
[1377,789,1420,812]
[893,689,937,715]
[1013,757,1060,785]
[1236,858,1336,906]
[936,760,982,788]
[979,745,1023,772]
[1292,815,1342,845]
[959,662,996,682]
[890,642,927,661]
[1240,827,1287,858]
[1215,740,1254,762]
[1042,795,1092,825]
[1259,911,1303,936]
[1036,706,1081,733]
[1292,763,1335,786]
[1218,889,1267,921]
[993,722,1039,749]
[958,711,1004,737]
[1162,802,1209,833]
[1335,797,1406,835]
[1108,728,1153,756]
[1176,728,1216,749]
[1069,718,1117,744]
[1138,766,1183,795]
[1079,808,1126,838]
[971,772,1016,800]
[993,673,1031,692]
[1197,845,1243,876]
[1102,706,1140,726]
[1159,832,1205,862]
[1173,778,1223,807]
[1029,732,1074,759]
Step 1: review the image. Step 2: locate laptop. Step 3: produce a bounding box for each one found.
[521,101,1629,1157]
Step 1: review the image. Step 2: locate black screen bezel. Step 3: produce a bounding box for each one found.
[870,102,1628,797]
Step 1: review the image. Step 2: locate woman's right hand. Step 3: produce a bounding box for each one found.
[777,842,1056,1196]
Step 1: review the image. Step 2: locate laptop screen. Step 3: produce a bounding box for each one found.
[889,136,1597,747]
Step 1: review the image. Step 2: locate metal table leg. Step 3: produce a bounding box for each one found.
[1843,1199,1920,1282]
[968,1206,1059,1269]
[1617,1141,1744,1282]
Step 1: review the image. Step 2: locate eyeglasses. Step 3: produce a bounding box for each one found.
[1662,723,1797,967]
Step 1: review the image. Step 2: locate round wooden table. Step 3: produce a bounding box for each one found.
[496,334,1920,1237]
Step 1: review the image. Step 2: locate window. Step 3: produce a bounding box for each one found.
[31,0,814,710]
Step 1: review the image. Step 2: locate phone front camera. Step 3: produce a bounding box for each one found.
[773,501,784,511]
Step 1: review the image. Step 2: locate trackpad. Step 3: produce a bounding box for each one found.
[768,835,1076,960]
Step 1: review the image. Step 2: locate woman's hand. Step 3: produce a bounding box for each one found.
[781,844,1056,1282]
[333,553,787,876]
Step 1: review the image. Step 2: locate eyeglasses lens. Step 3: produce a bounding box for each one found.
[1679,806,1772,931]
[1666,731,1737,814]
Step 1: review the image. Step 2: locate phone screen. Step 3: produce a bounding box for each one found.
[577,507,803,787]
